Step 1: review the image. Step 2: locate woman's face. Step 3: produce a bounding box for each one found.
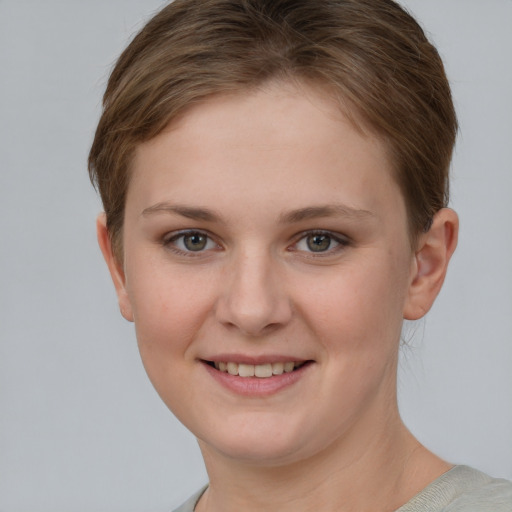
[112,82,418,465]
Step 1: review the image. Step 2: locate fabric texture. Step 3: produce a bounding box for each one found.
[172,465,512,512]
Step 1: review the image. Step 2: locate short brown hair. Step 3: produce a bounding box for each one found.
[89,0,457,257]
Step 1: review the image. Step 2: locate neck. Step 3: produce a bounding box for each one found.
[196,403,450,512]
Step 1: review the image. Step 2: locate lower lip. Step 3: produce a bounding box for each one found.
[202,361,313,397]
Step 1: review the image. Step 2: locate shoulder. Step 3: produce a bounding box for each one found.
[444,466,512,512]
[171,486,208,512]
[171,468,512,512]
[398,465,512,512]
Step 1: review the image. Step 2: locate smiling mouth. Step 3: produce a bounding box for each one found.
[205,361,309,378]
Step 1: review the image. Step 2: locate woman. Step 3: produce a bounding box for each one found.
[89,0,512,510]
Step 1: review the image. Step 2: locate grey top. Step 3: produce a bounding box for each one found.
[172,466,512,512]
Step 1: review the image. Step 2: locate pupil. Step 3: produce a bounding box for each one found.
[184,233,207,251]
[307,234,331,252]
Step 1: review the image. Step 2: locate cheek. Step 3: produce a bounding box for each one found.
[126,266,221,420]
[297,252,410,354]
[125,255,218,372]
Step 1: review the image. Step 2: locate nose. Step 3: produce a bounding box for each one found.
[215,247,293,337]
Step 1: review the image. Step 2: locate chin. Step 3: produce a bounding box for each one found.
[203,438,309,467]
[195,414,324,467]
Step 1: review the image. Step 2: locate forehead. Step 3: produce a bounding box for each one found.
[127,81,404,228]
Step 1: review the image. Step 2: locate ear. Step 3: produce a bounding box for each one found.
[403,208,459,320]
[96,213,134,322]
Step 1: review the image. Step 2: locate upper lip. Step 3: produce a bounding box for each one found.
[201,354,311,365]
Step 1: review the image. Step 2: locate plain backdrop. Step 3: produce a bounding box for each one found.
[0,1,511,511]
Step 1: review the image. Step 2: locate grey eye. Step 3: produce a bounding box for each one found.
[165,230,219,255]
[306,234,332,252]
[183,233,208,251]
[294,231,346,255]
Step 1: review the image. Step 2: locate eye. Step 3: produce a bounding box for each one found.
[165,230,219,254]
[293,231,347,254]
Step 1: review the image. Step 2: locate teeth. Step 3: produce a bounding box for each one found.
[255,363,272,378]
[238,364,255,377]
[272,362,284,375]
[227,362,238,375]
[212,361,303,378]
[284,362,295,373]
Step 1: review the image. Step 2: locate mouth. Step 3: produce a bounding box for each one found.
[203,360,310,378]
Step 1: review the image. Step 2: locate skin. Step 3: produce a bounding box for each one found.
[98,81,458,512]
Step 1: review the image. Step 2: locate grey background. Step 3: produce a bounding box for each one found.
[0,1,511,511]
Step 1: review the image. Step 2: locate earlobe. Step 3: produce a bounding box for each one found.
[403,208,459,320]
[96,214,134,322]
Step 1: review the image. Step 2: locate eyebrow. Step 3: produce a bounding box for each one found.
[141,202,375,223]
[278,204,375,224]
[141,203,220,222]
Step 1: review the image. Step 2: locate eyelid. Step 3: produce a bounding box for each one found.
[163,229,221,255]
[289,229,350,255]
[161,228,349,257]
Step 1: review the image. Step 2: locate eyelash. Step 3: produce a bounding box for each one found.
[290,230,350,257]
[162,229,350,257]
[163,230,220,257]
